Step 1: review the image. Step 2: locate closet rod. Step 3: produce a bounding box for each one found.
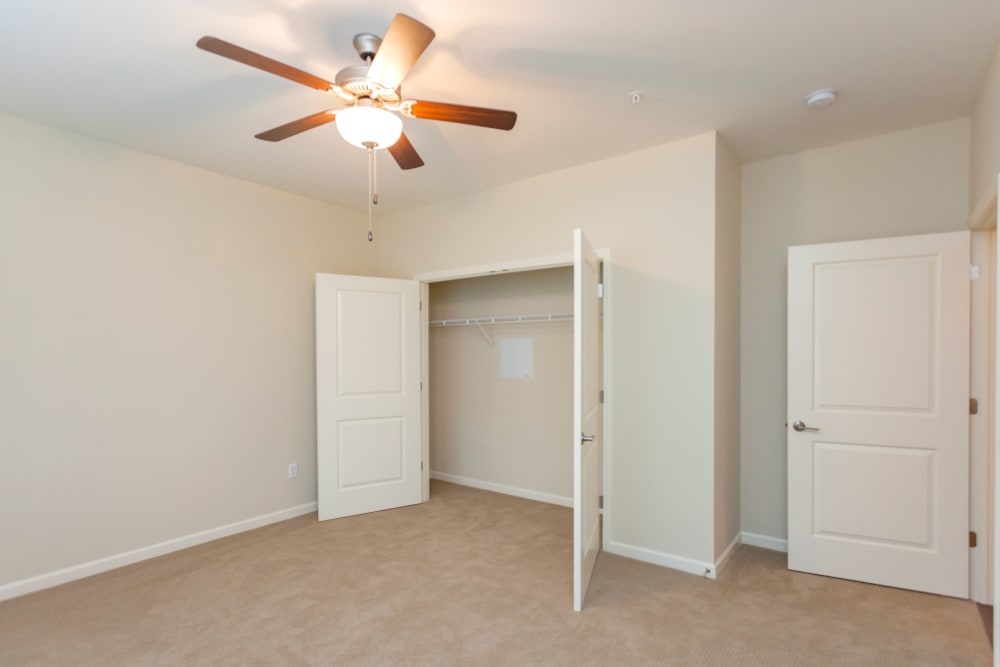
[429,313,574,327]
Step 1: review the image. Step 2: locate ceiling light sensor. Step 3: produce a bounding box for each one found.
[805,88,837,109]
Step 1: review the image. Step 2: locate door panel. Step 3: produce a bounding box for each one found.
[337,289,406,395]
[813,442,933,545]
[814,257,934,410]
[574,229,601,611]
[787,231,970,598]
[316,274,422,521]
[338,418,405,488]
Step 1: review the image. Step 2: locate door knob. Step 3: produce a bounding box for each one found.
[580,433,596,443]
[791,420,819,432]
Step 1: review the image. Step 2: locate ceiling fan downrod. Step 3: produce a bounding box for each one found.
[352,33,382,64]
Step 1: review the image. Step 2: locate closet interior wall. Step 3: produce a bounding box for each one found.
[428,267,574,504]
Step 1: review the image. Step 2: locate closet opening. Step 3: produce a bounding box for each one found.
[425,266,580,506]
[418,256,606,532]
[412,236,609,610]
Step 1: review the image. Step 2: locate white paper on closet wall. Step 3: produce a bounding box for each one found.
[499,337,534,379]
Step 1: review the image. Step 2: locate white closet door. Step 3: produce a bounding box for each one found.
[573,229,602,611]
[316,273,422,520]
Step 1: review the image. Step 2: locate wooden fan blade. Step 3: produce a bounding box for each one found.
[255,110,337,142]
[365,14,435,92]
[388,132,424,170]
[407,101,517,130]
[197,36,333,91]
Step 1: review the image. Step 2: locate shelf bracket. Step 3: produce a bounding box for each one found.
[474,320,496,350]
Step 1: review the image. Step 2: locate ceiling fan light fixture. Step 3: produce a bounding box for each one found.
[335,103,402,149]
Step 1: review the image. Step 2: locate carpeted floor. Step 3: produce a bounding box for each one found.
[0,481,992,666]
[979,603,994,647]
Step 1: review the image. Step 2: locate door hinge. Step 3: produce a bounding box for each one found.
[599,495,604,509]
[597,283,604,298]
[420,301,423,311]
[421,461,424,471]
[970,531,978,548]
[599,389,604,403]
[970,398,978,415]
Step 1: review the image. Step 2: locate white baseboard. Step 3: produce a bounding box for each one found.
[714,533,741,574]
[430,471,572,508]
[0,502,318,602]
[741,531,788,553]
[606,540,719,579]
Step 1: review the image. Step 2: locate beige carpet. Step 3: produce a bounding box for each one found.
[0,481,991,666]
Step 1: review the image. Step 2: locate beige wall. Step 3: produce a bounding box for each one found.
[374,133,722,566]
[971,45,1000,216]
[5,100,978,593]
[739,118,971,543]
[3,89,987,592]
[713,137,742,560]
[0,113,369,588]
[428,268,573,502]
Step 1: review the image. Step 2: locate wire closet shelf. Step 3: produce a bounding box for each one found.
[429,313,573,349]
[428,313,573,328]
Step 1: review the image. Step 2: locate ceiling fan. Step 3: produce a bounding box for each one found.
[196,13,518,171]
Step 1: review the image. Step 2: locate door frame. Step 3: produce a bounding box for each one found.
[414,249,612,552]
[974,177,999,665]
[970,185,997,607]
[970,228,996,604]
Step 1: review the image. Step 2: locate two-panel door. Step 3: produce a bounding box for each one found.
[787,231,970,598]
[573,229,602,611]
[315,274,422,520]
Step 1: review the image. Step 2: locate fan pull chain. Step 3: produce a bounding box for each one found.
[366,143,376,242]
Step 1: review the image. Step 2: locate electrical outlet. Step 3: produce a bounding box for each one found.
[288,463,298,479]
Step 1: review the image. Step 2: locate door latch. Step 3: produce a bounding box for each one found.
[791,421,819,432]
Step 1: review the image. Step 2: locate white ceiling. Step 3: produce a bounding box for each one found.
[1,1,998,213]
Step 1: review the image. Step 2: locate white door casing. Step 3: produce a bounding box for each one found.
[574,229,602,611]
[969,229,995,604]
[787,231,970,598]
[316,274,422,521]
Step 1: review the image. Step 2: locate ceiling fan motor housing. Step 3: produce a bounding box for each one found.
[334,65,401,105]
[340,32,404,105]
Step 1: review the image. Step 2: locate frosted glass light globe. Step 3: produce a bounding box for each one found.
[336,105,403,149]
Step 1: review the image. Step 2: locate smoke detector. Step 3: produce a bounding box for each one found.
[805,89,837,108]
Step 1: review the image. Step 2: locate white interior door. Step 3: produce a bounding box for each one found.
[787,231,970,597]
[573,229,601,611]
[316,273,422,521]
